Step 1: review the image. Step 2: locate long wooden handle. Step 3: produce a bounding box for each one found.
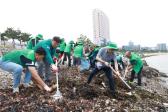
[109,66,131,90]
[55,60,59,91]
[56,72,59,91]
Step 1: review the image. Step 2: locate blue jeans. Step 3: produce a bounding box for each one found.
[87,66,115,93]
[0,58,31,88]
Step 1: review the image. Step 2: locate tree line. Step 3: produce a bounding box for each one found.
[0,28,95,48]
[0,27,31,47]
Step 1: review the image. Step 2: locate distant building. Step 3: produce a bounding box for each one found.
[122,41,141,51]
[157,43,167,51]
[141,47,152,51]
[122,45,130,51]
[128,41,134,47]
[134,45,141,51]
[93,9,110,46]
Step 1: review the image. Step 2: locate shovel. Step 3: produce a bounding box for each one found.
[53,60,63,100]
[109,66,131,90]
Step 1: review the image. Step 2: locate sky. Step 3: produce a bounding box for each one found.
[0,0,168,47]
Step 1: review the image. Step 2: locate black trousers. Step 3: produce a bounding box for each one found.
[130,66,143,86]
[87,66,115,93]
[63,52,71,66]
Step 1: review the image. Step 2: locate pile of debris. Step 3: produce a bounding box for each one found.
[0,65,168,111]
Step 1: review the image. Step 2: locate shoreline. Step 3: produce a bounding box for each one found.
[144,54,168,75]
[142,52,168,58]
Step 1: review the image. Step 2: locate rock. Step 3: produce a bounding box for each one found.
[101,82,106,88]
[73,87,76,95]
[125,92,132,96]
[105,99,110,106]
[133,93,141,101]
[142,60,148,66]
[160,72,168,77]
[112,109,115,112]
[163,103,168,107]
[142,66,160,78]
[123,109,128,112]
[106,107,111,110]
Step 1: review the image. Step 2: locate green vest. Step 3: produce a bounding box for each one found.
[59,41,66,52]
[34,39,56,64]
[64,43,72,53]
[130,53,143,74]
[27,37,40,49]
[88,47,100,58]
[27,38,33,49]
[73,45,83,58]
[117,55,122,63]
[2,49,35,66]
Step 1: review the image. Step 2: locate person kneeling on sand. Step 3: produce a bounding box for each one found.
[0,47,56,93]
